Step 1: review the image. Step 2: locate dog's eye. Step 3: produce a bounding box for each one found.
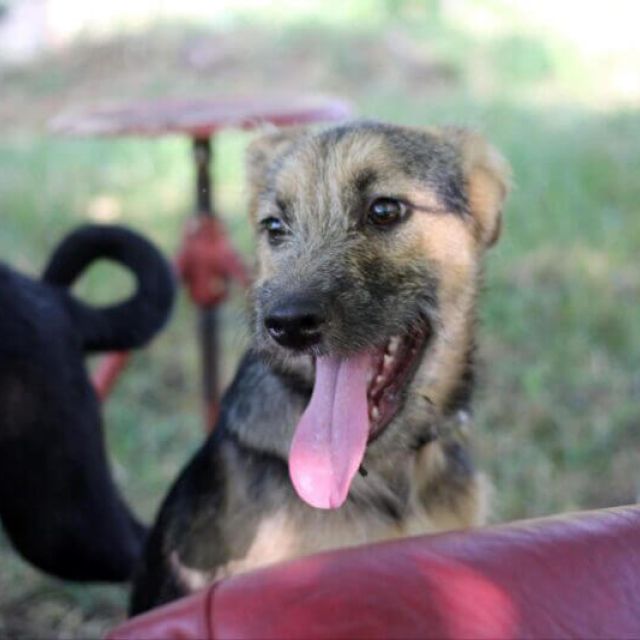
[368,198,407,227]
[260,217,289,246]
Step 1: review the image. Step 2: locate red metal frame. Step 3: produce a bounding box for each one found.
[93,352,131,401]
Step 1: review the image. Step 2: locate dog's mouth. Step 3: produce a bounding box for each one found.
[366,324,430,441]
[289,318,431,510]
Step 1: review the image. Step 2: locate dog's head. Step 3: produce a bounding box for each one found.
[247,122,510,509]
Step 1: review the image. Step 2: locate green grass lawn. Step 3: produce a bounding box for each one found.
[1,5,639,637]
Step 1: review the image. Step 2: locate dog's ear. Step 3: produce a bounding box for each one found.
[444,128,511,248]
[246,127,309,219]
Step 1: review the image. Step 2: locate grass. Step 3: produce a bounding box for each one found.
[1,3,639,637]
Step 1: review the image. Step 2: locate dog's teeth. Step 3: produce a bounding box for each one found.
[383,354,393,369]
[374,374,384,386]
[371,407,380,421]
[388,336,400,354]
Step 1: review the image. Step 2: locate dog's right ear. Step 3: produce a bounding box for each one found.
[442,127,512,248]
[441,127,511,248]
[246,127,308,219]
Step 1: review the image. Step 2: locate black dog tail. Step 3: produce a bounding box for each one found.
[43,224,176,352]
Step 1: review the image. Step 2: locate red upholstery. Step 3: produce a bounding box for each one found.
[109,505,640,639]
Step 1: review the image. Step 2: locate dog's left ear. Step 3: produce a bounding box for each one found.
[445,128,512,248]
[246,127,309,219]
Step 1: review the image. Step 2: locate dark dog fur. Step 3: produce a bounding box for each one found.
[0,225,175,581]
[130,121,510,613]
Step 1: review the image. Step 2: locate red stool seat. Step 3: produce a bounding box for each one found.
[49,95,352,138]
[108,505,640,639]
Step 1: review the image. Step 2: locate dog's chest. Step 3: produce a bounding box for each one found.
[169,445,479,594]
[214,500,442,581]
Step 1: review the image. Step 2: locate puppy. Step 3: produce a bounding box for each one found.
[0,225,175,581]
[130,122,510,613]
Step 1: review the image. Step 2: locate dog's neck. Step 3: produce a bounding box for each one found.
[220,350,310,461]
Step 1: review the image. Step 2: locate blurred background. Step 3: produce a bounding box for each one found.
[0,0,639,636]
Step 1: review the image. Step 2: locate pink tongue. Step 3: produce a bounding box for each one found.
[289,352,371,509]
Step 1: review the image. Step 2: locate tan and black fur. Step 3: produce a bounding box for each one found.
[130,121,510,614]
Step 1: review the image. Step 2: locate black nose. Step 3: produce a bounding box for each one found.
[265,296,325,350]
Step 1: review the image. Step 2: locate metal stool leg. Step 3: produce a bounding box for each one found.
[193,137,220,428]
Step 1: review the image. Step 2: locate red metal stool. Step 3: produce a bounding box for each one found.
[51,96,352,428]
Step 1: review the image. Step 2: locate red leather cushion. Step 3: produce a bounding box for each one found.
[109,505,640,639]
